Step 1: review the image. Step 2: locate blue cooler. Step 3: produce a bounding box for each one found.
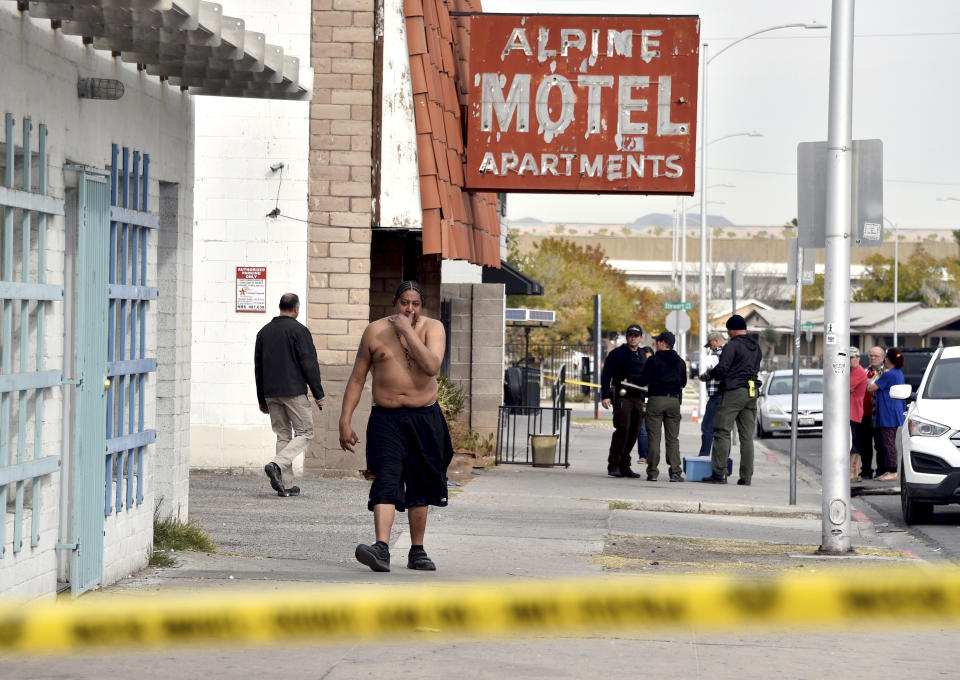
[683,456,734,482]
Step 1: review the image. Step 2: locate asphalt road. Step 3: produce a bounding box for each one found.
[762,432,960,561]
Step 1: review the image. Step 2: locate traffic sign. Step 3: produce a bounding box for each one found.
[665,310,692,335]
[664,301,694,311]
[801,321,815,331]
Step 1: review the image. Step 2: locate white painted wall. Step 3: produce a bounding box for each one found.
[1,6,194,598]
[441,259,483,283]
[190,1,311,472]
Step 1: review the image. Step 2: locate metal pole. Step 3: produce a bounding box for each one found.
[894,220,899,346]
[593,294,601,420]
[820,0,855,554]
[681,200,687,357]
[789,244,803,505]
[731,266,737,315]
[697,42,709,417]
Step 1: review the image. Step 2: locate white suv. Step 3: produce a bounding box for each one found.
[893,346,960,524]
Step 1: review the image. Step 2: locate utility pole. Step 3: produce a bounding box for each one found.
[593,294,601,420]
[820,0,854,554]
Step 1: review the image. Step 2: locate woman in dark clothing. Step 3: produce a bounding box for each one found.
[867,348,906,481]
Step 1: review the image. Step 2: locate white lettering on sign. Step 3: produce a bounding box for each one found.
[502,27,643,63]
[479,72,688,151]
[477,152,683,180]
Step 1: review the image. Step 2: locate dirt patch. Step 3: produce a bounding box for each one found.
[599,535,919,574]
[446,451,493,488]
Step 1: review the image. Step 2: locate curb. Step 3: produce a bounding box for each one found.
[618,499,822,519]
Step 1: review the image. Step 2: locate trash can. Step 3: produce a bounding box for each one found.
[529,434,558,467]
[504,367,523,406]
[522,366,541,407]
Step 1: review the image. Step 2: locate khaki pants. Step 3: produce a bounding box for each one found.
[266,394,315,487]
[710,387,757,482]
[645,395,682,478]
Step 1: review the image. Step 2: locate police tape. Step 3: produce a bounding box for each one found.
[541,374,600,388]
[3,566,960,654]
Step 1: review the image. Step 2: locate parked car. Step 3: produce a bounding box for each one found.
[893,346,960,524]
[755,369,824,438]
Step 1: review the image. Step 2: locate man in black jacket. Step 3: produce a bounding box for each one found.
[600,324,646,478]
[255,293,325,497]
[701,314,762,485]
[638,331,687,482]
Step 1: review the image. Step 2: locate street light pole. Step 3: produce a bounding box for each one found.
[884,217,899,346]
[820,0,854,555]
[696,21,826,416]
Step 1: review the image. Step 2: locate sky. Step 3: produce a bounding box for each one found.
[481,0,960,230]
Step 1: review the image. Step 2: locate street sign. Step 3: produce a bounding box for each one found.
[665,309,691,335]
[801,321,815,331]
[797,139,884,248]
[663,301,694,310]
[787,238,816,286]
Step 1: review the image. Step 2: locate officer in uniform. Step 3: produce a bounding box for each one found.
[600,324,647,478]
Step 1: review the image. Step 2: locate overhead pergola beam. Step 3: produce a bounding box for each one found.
[15,0,310,100]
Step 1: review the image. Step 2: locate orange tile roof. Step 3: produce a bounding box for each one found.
[406,0,500,268]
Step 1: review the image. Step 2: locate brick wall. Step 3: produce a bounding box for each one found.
[307,0,375,475]
[440,283,505,440]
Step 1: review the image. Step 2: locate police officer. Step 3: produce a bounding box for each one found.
[600,324,647,478]
[701,314,762,485]
[638,331,687,482]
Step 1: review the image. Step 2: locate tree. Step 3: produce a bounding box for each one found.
[507,237,673,344]
[952,229,960,247]
[854,247,960,307]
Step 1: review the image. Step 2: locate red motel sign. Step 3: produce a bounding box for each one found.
[466,14,700,194]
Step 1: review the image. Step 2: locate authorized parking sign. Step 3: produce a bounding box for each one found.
[236,266,266,313]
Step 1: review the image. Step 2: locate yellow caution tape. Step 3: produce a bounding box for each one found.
[2,566,960,655]
[541,373,600,388]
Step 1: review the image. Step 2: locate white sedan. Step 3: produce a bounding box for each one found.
[755,369,824,438]
[893,346,960,524]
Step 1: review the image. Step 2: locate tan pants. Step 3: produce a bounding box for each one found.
[266,394,315,488]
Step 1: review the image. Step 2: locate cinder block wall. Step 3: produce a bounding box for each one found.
[440,283,505,440]
[307,0,375,476]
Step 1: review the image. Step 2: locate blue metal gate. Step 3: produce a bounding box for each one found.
[105,145,157,517]
[0,114,64,561]
[71,167,111,595]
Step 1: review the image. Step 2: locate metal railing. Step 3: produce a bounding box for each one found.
[505,342,594,400]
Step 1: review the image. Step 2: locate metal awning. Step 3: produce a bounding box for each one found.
[14,0,310,100]
[482,260,544,296]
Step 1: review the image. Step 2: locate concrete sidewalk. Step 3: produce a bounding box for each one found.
[109,415,914,592]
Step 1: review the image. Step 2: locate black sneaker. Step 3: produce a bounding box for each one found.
[700,474,727,484]
[646,473,658,481]
[607,467,623,477]
[264,462,288,497]
[286,486,301,496]
[669,472,684,483]
[355,542,391,572]
[620,468,642,479]
[737,479,751,486]
[407,548,437,571]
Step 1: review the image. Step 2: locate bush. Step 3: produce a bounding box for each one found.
[437,375,465,420]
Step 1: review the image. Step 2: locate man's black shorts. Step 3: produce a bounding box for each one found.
[365,402,455,512]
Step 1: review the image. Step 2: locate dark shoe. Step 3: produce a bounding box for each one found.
[669,472,684,483]
[407,548,437,571]
[737,479,751,486]
[285,486,300,496]
[355,542,391,572]
[700,474,727,484]
[620,468,641,479]
[264,462,288,496]
[646,474,658,481]
[861,470,874,480]
[607,467,623,478]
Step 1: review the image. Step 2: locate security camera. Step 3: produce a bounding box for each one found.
[269,162,285,172]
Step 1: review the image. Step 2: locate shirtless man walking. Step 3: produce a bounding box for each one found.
[339,281,453,572]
